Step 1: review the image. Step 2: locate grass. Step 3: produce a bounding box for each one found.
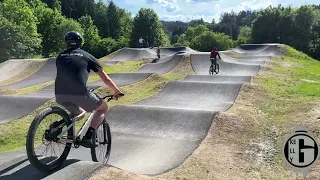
[0,81,54,96]
[223,45,320,179]
[0,55,194,152]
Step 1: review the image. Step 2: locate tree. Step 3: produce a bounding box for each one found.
[78,15,100,56]
[175,34,190,47]
[30,0,83,57]
[119,8,133,39]
[95,38,117,58]
[189,18,205,27]
[106,0,120,39]
[292,5,317,53]
[251,6,282,43]
[40,0,61,10]
[130,8,169,47]
[190,31,234,51]
[236,26,252,45]
[93,0,108,38]
[183,24,209,42]
[60,0,95,19]
[0,0,41,61]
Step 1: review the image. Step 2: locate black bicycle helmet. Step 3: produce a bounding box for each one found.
[65,31,83,47]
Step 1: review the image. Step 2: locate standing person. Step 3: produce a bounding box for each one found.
[157,46,160,59]
[54,31,124,148]
[138,37,144,48]
[210,47,221,69]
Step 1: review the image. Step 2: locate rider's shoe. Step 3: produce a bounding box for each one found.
[79,137,97,148]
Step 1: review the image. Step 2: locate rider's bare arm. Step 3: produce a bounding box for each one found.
[218,52,221,59]
[96,71,122,94]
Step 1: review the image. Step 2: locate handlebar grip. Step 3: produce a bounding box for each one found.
[107,93,125,102]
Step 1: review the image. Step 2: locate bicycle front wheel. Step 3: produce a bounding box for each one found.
[209,65,214,75]
[26,106,73,173]
[91,120,111,163]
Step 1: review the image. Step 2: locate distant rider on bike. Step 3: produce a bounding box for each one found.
[55,31,123,148]
[157,46,160,59]
[210,47,221,68]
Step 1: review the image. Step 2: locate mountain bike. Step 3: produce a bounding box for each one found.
[26,90,124,173]
[209,62,219,75]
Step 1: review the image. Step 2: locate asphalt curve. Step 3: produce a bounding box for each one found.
[0,58,56,90]
[0,44,280,179]
[104,48,156,65]
[0,59,43,83]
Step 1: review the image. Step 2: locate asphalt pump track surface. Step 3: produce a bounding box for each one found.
[0,44,280,179]
[0,52,185,124]
[105,46,194,65]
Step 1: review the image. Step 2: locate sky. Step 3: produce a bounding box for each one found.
[108,0,319,23]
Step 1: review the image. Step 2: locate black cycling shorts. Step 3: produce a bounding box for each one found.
[56,91,103,114]
[210,58,217,65]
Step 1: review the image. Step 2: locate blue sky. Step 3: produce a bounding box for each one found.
[107,0,319,22]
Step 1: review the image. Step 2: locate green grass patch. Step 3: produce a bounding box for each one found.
[230,45,320,178]
[261,46,320,98]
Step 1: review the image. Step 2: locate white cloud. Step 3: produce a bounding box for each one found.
[159,14,216,22]
[146,0,180,12]
[185,0,220,4]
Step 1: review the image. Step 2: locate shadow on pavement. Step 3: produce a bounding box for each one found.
[0,158,81,180]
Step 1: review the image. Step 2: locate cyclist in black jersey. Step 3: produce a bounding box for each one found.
[55,31,123,148]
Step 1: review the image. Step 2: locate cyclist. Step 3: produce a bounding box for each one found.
[138,37,144,48]
[210,47,221,69]
[54,31,123,148]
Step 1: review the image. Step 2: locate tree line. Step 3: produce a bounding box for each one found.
[0,0,319,62]
[0,0,169,62]
[164,5,320,60]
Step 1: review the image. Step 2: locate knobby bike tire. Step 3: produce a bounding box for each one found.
[215,63,220,74]
[91,120,112,163]
[26,106,73,173]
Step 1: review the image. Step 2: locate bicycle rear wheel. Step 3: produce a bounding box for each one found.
[215,63,220,74]
[26,106,73,173]
[91,120,111,163]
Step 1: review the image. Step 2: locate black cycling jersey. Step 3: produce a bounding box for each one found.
[54,48,102,95]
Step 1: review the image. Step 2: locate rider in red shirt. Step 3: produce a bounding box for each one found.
[210,47,221,68]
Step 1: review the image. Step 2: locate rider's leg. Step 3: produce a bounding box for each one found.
[89,101,108,129]
[213,59,217,70]
[82,102,108,144]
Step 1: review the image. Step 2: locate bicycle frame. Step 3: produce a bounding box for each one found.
[56,110,96,144]
[53,91,123,144]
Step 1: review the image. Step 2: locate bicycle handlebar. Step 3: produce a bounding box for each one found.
[89,88,125,102]
[102,93,125,102]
